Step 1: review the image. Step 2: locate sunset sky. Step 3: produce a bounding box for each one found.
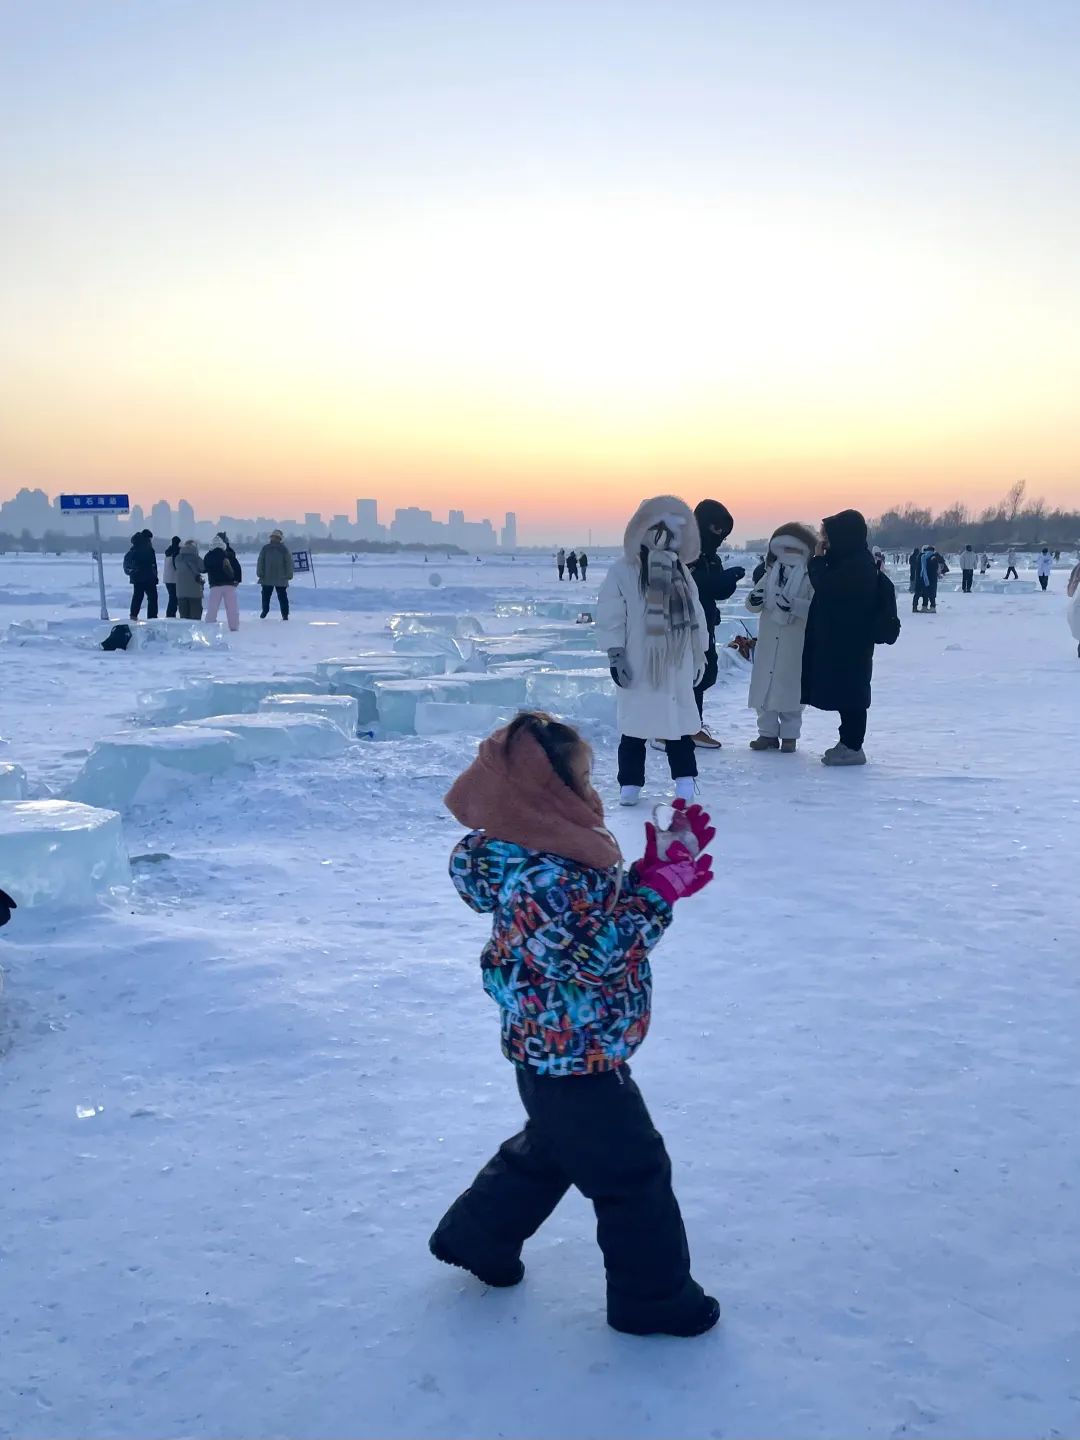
[1,1,1078,543]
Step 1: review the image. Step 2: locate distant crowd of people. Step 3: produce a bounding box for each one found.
[122,529,296,630]
[555,548,588,581]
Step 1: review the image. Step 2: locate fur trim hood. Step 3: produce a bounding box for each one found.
[622,495,701,566]
[769,521,818,557]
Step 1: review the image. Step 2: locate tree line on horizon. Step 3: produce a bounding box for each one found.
[870,481,1080,552]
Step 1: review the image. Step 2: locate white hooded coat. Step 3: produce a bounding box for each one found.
[596,496,707,740]
[745,527,815,712]
[1036,551,1054,577]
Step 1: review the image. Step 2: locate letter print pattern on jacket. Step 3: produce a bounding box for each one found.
[450,831,672,1076]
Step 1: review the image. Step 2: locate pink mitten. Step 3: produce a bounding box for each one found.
[638,842,714,906]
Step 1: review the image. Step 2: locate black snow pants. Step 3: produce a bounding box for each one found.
[618,734,697,785]
[165,582,178,617]
[130,582,158,620]
[260,584,290,618]
[961,569,973,593]
[432,1065,704,1331]
[693,642,719,722]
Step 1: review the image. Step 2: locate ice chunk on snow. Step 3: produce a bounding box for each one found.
[139,676,328,725]
[327,667,414,723]
[182,713,349,762]
[392,632,482,671]
[313,654,396,681]
[373,678,473,734]
[493,600,590,621]
[67,728,242,810]
[539,650,611,671]
[258,693,359,736]
[387,612,484,638]
[0,799,130,907]
[0,762,28,800]
[526,669,617,724]
[414,701,511,736]
[127,619,227,651]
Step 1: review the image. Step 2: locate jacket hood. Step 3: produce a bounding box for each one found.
[207,536,225,552]
[694,499,734,556]
[445,724,621,871]
[823,509,869,556]
[623,495,701,565]
[180,540,199,553]
[769,521,818,558]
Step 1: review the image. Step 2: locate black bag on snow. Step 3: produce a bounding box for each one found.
[101,623,133,651]
[873,572,901,645]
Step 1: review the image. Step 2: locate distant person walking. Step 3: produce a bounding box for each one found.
[688,499,744,747]
[174,540,205,619]
[802,509,899,766]
[123,531,159,620]
[597,496,708,805]
[578,551,589,581]
[162,536,182,617]
[1067,560,1080,659]
[913,545,946,613]
[257,530,294,619]
[566,550,579,580]
[960,544,977,593]
[1036,547,1053,591]
[1004,549,1019,581]
[556,548,566,581]
[744,523,816,752]
[204,534,241,631]
[980,551,990,575]
[908,545,921,593]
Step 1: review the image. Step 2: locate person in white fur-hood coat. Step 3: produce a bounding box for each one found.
[596,496,708,806]
[745,522,817,752]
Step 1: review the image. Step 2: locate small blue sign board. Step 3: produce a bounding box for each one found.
[292,550,311,572]
[60,493,130,512]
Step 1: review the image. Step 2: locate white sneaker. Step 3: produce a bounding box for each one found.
[619,786,642,806]
[673,777,697,803]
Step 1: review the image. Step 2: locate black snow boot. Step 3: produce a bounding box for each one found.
[429,1227,524,1288]
[608,1287,721,1338]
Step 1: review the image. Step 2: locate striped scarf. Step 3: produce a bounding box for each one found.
[643,546,699,687]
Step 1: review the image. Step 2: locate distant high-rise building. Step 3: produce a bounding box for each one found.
[150,500,172,536]
[501,512,518,550]
[304,511,326,537]
[330,513,350,536]
[390,506,438,545]
[177,499,196,533]
[130,504,145,531]
[355,498,379,536]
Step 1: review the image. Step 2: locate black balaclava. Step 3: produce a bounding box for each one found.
[694,499,734,557]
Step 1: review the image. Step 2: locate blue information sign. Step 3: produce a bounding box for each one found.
[292,550,311,572]
[60,493,130,512]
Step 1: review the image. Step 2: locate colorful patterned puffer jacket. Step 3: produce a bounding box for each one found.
[450,830,672,1076]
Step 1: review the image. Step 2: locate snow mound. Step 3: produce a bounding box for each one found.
[67,728,243,810]
[0,799,130,907]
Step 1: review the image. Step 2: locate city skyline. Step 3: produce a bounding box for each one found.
[2,4,1079,535]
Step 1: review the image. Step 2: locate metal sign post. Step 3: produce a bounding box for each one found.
[60,493,130,622]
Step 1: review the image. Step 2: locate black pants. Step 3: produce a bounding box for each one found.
[838,707,867,750]
[580,566,587,581]
[1005,566,1019,580]
[1039,574,1049,591]
[165,582,178,617]
[432,1066,703,1330]
[961,569,973,593]
[618,734,696,786]
[130,582,158,620]
[558,566,565,580]
[693,644,719,723]
[261,584,290,618]
[177,596,202,620]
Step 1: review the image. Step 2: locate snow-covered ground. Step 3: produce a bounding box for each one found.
[1,551,1078,1440]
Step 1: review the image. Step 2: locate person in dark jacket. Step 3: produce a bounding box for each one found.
[123,532,159,620]
[908,546,921,593]
[429,712,718,1338]
[578,551,589,580]
[566,549,579,580]
[801,509,878,766]
[688,500,744,746]
[256,530,294,618]
[203,533,242,630]
[913,545,947,612]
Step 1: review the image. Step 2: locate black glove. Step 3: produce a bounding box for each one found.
[730,566,746,582]
[607,647,632,688]
[0,888,16,928]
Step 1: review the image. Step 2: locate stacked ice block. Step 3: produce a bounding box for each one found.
[0,799,131,907]
[182,713,349,762]
[258,693,359,736]
[67,727,243,810]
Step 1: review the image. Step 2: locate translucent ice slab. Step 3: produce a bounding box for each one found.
[414,701,511,737]
[0,800,131,908]
[391,632,481,671]
[313,654,397,681]
[539,650,610,671]
[451,673,528,707]
[493,600,591,621]
[67,728,242,810]
[182,713,348,762]
[128,619,228,651]
[0,762,28,800]
[139,676,328,725]
[374,678,474,734]
[387,612,484,638]
[526,669,617,724]
[258,693,359,736]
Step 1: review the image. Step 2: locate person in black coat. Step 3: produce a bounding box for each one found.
[123,532,159,620]
[688,500,744,745]
[908,546,921,593]
[801,509,878,766]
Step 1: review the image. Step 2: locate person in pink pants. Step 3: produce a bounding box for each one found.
[203,534,242,631]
